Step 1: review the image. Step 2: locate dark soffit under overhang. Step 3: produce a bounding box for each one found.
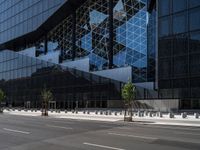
[147,0,156,13]
[0,0,86,51]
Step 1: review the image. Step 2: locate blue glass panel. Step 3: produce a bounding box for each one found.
[81,32,92,51]
[189,8,200,31]
[173,12,187,34]
[173,0,186,13]
[189,0,200,8]
[159,0,170,16]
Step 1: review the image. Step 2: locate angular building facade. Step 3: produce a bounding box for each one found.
[0,0,155,109]
[1,0,199,111]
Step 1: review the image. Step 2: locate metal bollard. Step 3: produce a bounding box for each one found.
[100,111,103,115]
[157,112,163,117]
[168,113,174,118]
[108,111,112,115]
[144,111,148,116]
[181,112,187,118]
[148,112,153,117]
[104,111,108,115]
[194,113,199,119]
[137,111,143,117]
[95,111,98,115]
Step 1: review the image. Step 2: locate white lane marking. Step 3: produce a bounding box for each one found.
[51,120,74,124]
[174,132,200,136]
[46,125,73,130]
[83,142,125,150]
[100,125,115,128]
[3,128,30,134]
[146,125,200,131]
[108,132,158,140]
[117,127,132,130]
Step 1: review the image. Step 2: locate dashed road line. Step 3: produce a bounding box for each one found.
[83,142,125,150]
[3,128,30,134]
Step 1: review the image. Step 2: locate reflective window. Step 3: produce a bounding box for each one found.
[158,0,170,16]
[189,31,200,53]
[189,0,200,8]
[173,0,186,13]
[190,53,200,75]
[76,0,109,69]
[159,17,170,37]
[173,34,188,55]
[173,56,188,76]
[159,58,171,79]
[189,8,200,31]
[46,15,73,58]
[113,0,147,82]
[173,12,187,34]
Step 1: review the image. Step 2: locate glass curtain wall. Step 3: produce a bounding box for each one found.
[0,50,121,109]
[27,0,151,83]
[158,0,200,109]
[113,0,148,82]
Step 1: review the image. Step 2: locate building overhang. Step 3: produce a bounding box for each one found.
[0,0,86,51]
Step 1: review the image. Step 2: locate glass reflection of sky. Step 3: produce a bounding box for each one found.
[115,7,147,68]
[75,0,149,81]
[81,32,92,51]
[48,41,58,52]
[89,53,107,69]
[89,10,108,27]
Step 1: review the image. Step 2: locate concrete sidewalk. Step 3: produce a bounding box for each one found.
[3,110,200,127]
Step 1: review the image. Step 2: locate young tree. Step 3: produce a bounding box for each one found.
[0,89,6,113]
[122,80,136,121]
[41,88,53,116]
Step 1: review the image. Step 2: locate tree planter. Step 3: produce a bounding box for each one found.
[122,80,136,122]
[124,116,133,122]
[41,111,48,116]
[0,89,6,113]
[41,88,53,117]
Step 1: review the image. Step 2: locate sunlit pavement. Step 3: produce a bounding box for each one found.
[3,109,200,127]
[0,113,200,150]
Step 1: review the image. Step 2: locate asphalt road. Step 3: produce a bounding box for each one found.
[0,114,200,150]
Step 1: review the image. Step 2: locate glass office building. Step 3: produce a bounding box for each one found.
[2,0,153,83]
[1,0,199,110]
[0,50,121,108]
[158,0,200,109]
[0,0,124,109]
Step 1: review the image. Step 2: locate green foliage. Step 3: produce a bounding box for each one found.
[0,89,5,103]
[41,88,53,103]
[122,80,136,106]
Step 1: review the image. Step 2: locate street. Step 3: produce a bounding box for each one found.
[0,114,200,150]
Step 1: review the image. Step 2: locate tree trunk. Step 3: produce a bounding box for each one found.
[124,104,133,122]
[42,101,48,116]
[0,106,3,113]
[44,101,48,116]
